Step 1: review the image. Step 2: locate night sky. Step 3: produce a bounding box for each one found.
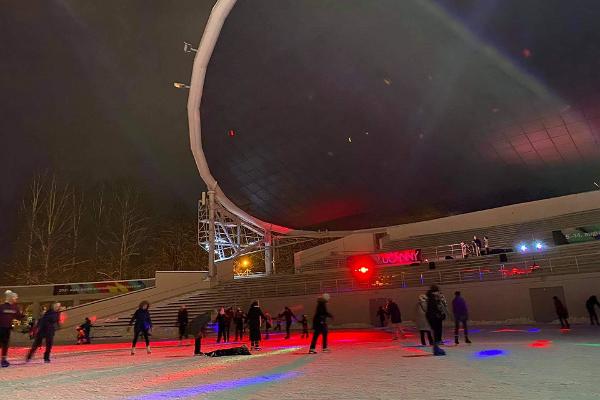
[0,1,215,255]
[2,0,600,246]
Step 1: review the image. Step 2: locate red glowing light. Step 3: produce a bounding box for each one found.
[228,129,235,137]
[358,266,369,274]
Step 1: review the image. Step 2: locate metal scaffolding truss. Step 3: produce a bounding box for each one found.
[198,197,265,262]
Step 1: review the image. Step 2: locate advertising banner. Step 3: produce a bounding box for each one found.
[53,280,150,296]
[552,225,600,245]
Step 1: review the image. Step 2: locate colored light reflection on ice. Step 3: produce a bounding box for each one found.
[529,340,552,348]
[476,349,507,358]
[575,343,600,348]
[128,371,300,400]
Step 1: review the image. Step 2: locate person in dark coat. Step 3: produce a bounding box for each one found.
[26,302,61,363]
[452,291,471,344]
[189,312,211,356]
[224,307,234,342]
[585,295,600,325]
[376,306,387,328]
[215,307,228,343]
[553,296,570,329]
[279,306,297,339]
[300,315,309,338]
[0,290,24,368]
[247,300,266,350]
[129,300,152,354]
[385,299,405,340]
[426,285,448,356]
[76,317,92,344]
[309,294,333,354]
[233,307,246,341]
[264,312,273,340]
[177,305,189,344]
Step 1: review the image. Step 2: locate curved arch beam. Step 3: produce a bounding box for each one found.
[187,0,294,235]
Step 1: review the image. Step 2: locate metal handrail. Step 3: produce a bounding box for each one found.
[274,251,600,297]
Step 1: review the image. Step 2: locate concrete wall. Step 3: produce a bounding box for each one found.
[259,272,600,327]
[386,190,600,241]
[294,232,376,269]
[59,271,210,330]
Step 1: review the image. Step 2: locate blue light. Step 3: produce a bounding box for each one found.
[476,349,507,358]
[520,244,528,252]
[527,328,541,333]
[535,242,543,250]
[128,372,300,400]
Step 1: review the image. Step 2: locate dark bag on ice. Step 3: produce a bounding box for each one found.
[205,345,251,357]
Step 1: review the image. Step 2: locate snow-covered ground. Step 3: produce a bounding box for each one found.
[1,325,599,400]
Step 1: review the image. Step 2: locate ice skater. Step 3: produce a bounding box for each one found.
[309,293,333,354]
[215,307,228,343]
[247,300,266,350]
[233,307,246,341]
[26,302,61,363]
[415,294,433,346]
[553,296,570,329]
[385,299,405,340]
[225,307,234,342]
[190,312,211,356]
[279,306,297,339]
[452,291,471,344]
[376,306,387,327]
[177,305,189,344]
[0,290,24,367]
[585,295,600,325]
[76,317,92,344]
[426,285,448,356]
[129,300,152,354]
[300,314,309,338]
[264,311,273,340]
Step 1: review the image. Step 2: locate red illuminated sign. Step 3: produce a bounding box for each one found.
[347,249,421,270]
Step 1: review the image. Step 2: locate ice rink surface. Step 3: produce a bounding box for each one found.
[1,326,599,400]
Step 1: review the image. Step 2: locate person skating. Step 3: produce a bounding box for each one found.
[452,291,471,344]
[300,315,309,338]
[415,294,433,346]
[224,307,233,342]
[247,300,266,350]
[26,302,61,363]
[177,305,189,344]
[76,317,92,344]
[0,290,25,367]
[129,300,152,355]
[553,296,570,329]
[215,307,228,343]
[385,299,405,340]
[263,311,273,340]
[233,307,246,341]
[426,285,448,356]
[279,306,297,339]
[376,306,386,328]
[274,317,282,332]
[585,295,600,325]
[309,293,333,354]
[189,312,211,356]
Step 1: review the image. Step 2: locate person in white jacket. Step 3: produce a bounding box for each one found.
[415,294,433,346]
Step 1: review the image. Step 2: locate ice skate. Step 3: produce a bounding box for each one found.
[131,348,136,355]
[146,346,152,354]
[465,337,472,344]
[454,336,459,345]
[433,346,446,356]
[308,349,317,354]
[322,348,331,353]
[1,359,9,368]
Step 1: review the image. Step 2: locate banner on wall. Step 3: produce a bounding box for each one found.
[348,249,422,268]
[53,280,150,296]
[552,225,600,245]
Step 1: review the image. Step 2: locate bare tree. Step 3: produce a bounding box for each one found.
[105,186,148,280]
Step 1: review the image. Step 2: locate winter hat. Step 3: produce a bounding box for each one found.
[4,290,18,302]
[321,293,331,302]
[418,294,427,302]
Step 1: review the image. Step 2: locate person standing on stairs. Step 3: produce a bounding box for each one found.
[129,301,152,355]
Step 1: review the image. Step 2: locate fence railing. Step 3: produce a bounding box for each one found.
[240,252,600,299]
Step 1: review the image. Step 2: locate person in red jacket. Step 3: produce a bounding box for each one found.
[0,290,24,368]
